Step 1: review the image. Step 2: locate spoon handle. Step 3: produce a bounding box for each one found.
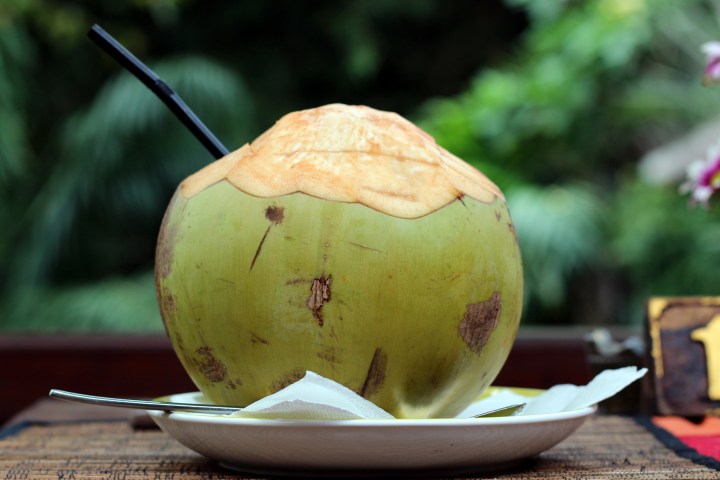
[49,389,524,418]
[473,403,525,418]
[48,389,240,415]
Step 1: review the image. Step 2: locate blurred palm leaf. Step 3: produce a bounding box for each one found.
[419,0,656,183]
[7,55,253,287]
[507,183,605,316]
[4,272,161,332]
[0,23,32,186]
[610,180,720,322]
[0,55,253,330]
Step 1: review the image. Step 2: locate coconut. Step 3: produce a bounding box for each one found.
[155,104,523,419]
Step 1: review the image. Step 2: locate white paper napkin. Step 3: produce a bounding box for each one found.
[230,367,647,420]
[457,366,648,417]
[230,371,394,420]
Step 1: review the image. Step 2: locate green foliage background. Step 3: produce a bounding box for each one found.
[1,0,719,332]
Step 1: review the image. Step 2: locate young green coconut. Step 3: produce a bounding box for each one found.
[155,104,523,419]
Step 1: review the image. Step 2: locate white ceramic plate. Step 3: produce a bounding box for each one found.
[148,388,595,476]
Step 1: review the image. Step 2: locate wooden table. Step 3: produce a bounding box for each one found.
[2,400,719,479]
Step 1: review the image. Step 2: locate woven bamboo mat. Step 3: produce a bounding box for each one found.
[0,416,718,479]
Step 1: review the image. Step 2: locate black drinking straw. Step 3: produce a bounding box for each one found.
[88,24,230,159]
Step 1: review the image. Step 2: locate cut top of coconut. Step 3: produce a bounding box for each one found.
[180,104,502,219]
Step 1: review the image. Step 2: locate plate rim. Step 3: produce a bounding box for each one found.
[147,387,597,474]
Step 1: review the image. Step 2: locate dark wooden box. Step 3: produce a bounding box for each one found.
[645,297,720,417]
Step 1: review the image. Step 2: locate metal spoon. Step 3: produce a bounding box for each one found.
[49,389,240,415]
[473,402,525,418]
[49,389,525,418]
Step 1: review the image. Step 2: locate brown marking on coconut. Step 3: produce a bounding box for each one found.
[272,369,305,391]
[322,242,330,270]
[265,205,285,224]
[348,242,382,253]
[155,228,175,280]
[495,211,502,222]
[249,205,286,271]
[173,332,185,357]
[507,222,518,245]
[159,287,176,316]
[458,292,502,353]
[154,192,179,280]
[249,225,272,271]
[307,275,332,326]
[359,348,387,398]
[250,332,270,345]
[194,346,228,383]
[316,345,338,364]
[157,291,177,339]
